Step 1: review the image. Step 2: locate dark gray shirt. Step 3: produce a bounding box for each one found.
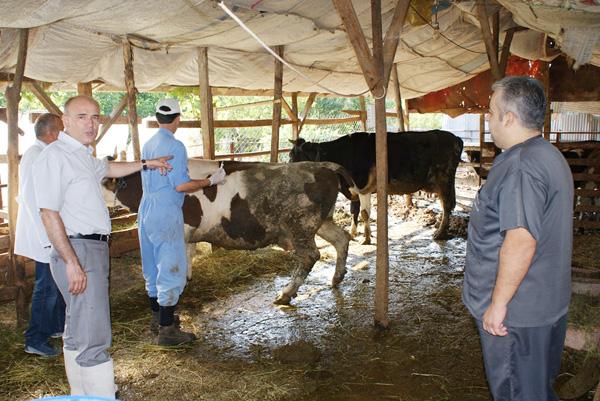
[462,136,573,327]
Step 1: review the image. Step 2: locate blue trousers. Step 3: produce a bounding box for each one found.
[476,314,567,401]
[25,261,66,347]
[138,199,187,307]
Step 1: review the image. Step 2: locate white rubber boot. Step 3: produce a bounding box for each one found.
[63,348,85,395]
[81,358,117,399]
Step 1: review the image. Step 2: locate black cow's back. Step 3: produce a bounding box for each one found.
[314,130,462,189]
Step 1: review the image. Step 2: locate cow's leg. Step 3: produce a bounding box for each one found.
[275,239,320,305]
[316,219,350,287]
[349,199,360,238]
[183,226,197,281]
[433,179,456,240]
[185,243,196,281]
[359,193,372,245]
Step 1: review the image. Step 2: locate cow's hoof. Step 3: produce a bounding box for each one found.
[433,231,448,241]
[331,272,346,287]
[274,293,292,305]
[361,239,371,245]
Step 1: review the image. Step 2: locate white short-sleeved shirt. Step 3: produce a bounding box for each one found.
[33,132,110,244]
[14,139,51,262]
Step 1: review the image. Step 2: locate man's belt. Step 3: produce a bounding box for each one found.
[68,233,110,242]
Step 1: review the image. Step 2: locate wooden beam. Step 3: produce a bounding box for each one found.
[280,98,297,122]
[371,0,389,328]
[542,61,551,141]
[297,92,317,136]
[382,0,411,86]
[332,0,379,90]
[198,47,215,160]
[271,46,284,163]
[479,113,485,185]
[291,93,299,140]
[29,111,138,125]
[122,39,141,160]
[28,81,62,116]
[477,1,502,81]
[95,95,128,146]
[359,96,367,131]
[4,28,29,328]
[77,82,93,97]
[499,27,516,77]
[391,64,405,132]
[0,108,25,136]
[146,116,360,130]
[215,99,273,112]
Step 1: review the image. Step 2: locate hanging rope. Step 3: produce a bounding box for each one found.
[218,1,387,99]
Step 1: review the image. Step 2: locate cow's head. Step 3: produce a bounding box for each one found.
[102,172,142,212]
[288,138,321,162]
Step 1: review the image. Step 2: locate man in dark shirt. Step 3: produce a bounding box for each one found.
[462,76,573,401]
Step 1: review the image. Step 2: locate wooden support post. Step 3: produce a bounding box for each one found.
[291,93,299,140]
[5,28,29,327]
[382,0,411,86]
[391,64,412,207]
[29,81,62,116]
[479,113,485,186]
[297,92,316,136]
[359,96,367,131]
[122,39,141,160]
[77,82,93,97]
[477,1,502,81]
[271,46,284,163]
[198,47,215,159]
[95,95,128,146]
[371,0,390,328]
[334,0,409,328]
[542,61,552,141]
[391,64,405,132]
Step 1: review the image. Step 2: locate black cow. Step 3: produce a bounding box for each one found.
[289,130,464,242]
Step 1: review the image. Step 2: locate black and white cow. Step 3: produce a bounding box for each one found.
[103,159,357,305]
[289,130,464,242]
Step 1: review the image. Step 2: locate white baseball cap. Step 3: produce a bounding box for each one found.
[156,98,181,115]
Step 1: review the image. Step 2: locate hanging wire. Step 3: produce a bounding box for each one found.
[409,3,486,54]
[218,1,387,98]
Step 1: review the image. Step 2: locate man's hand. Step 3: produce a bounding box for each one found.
[66,261,87,294]
[482,302,508,336]
[209,166,226,186]
[147,155,173,175]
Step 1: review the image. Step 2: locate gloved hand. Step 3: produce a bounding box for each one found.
[209,166,226,186]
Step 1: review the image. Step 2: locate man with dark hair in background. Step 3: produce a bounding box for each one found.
[15,113,65,357]
[138,98,225,346]
[462,76,574,401]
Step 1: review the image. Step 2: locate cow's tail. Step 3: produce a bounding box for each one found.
[453,136,464,165]
[322,162,360,201]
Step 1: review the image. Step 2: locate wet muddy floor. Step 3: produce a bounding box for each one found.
[1,190,596,401]
[191,216,491,401]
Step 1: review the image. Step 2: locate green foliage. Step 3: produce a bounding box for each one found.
[0,90,165,118]
[409,113,442,130]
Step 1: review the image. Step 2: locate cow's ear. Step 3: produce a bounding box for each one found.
[289,139,296,145]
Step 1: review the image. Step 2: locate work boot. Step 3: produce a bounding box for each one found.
[157,324,197,346]
[150,311,180,334]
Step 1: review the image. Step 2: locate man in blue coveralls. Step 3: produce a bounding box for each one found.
[139,98,226,346]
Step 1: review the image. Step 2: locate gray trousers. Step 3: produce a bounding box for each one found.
[476,314,567,401]
[50,238,111,367]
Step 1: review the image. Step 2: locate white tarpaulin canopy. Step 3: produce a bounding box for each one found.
[0,0,599,98]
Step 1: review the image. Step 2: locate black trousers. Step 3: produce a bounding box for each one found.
[476,314,567,401]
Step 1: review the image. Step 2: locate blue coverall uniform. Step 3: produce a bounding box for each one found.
[138,128,190,307]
